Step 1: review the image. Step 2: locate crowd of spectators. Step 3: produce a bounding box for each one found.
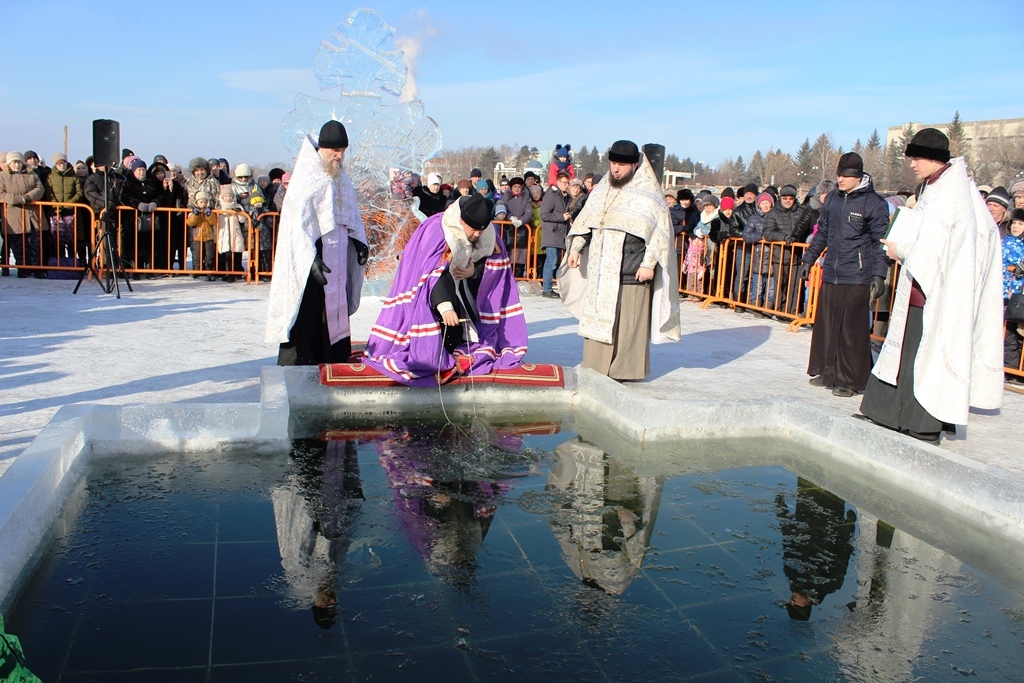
[4,143,1024,373]
[0,148,290,280]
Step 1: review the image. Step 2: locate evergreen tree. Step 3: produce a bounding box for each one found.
[478,147,500,179]
[884,139,905,192]
[866,129,882,150]
[665,153,683,171]
[948,110,967,159]
[795,138,813,184]
[745,151,765,185]
[512,145,532,174]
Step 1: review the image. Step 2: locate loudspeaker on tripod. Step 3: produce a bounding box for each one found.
[92,119,120,168]
[642,143,666,186]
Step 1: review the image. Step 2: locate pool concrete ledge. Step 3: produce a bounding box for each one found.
[2,363,1023,611]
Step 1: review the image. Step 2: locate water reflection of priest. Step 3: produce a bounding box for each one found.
[775,477,856,620]
[272,438,364,629]
[546,438,665,595]
[374,424,524,587]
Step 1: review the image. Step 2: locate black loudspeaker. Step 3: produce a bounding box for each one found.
[643,143,665,185]
[92,119,120,167]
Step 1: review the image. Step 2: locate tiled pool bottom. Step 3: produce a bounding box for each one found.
[7,426,1024,682]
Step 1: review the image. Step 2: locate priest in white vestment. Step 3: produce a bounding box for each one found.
[860,128,1003,441]
[265,121,368,365]
[558,140,679,380]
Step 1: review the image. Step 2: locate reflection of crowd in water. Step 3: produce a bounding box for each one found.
[271,424,875,629]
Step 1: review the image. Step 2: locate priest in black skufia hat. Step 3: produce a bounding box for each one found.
[558,140,680,381]
[265,120,369,366]
[858,128,1003,442]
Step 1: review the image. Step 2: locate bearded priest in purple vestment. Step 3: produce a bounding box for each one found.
[362,193,528,386]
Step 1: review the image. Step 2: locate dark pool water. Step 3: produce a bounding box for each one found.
[6,421,1024,682]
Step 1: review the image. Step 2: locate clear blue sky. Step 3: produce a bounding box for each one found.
[1,1,1021,170]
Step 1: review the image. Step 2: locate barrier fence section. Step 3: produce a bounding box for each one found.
[4,202,1020,379]
[1,202,95,278]
[675,235,820,332]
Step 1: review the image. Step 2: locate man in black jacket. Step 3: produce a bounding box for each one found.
[735,182,758,228]
[798,153,889,397]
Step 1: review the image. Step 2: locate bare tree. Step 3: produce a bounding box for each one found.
[746,150,766,186]
[811,133,838,183]
[973,134,1024,187]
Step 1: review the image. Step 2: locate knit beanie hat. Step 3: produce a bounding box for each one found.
[756,192,775,208]
[470,168,482,179]
[780,184,798,198]
[742,183,759,197]
[494,203,507,216]
[127,156,147,172]
[457,179,472,191]
[720,187,735,199]
[1010,180,1024,198]
[195,191,211,203]
[6,151,25,164]
[701,194,719,208]
[986,186,1011,210]
[52,153,68,165]
[427,173,442,187]
[720,197,736,210]
[904,128,951,163]
[475,179,489,192]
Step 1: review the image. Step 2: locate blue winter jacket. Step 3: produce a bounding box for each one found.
[801,175,889,285]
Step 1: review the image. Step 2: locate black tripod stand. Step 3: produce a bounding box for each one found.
[73,171,133,297]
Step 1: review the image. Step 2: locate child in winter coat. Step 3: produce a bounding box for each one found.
[547,145,575,188]
[684,195,720,299]
[217,186,246,281]
[185,191,217,280]
[741,193,774,307]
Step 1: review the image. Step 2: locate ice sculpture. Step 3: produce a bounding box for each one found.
[282,9,442,278]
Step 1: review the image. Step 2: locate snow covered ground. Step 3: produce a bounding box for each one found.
[2,274,1022,481]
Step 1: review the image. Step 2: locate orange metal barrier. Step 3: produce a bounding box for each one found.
[492,220,540,281]
[249,211,278,283]
[105,206,254,281]
[0,201,96,277]
[678,236,819,331]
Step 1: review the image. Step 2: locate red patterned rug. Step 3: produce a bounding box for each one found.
[319,360,564,388]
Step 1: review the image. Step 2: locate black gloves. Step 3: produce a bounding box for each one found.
[797,262,810,280]
[310,256,331,286]
[869,275,885,303]
[784,235,795,246]
[350,238,369,266]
